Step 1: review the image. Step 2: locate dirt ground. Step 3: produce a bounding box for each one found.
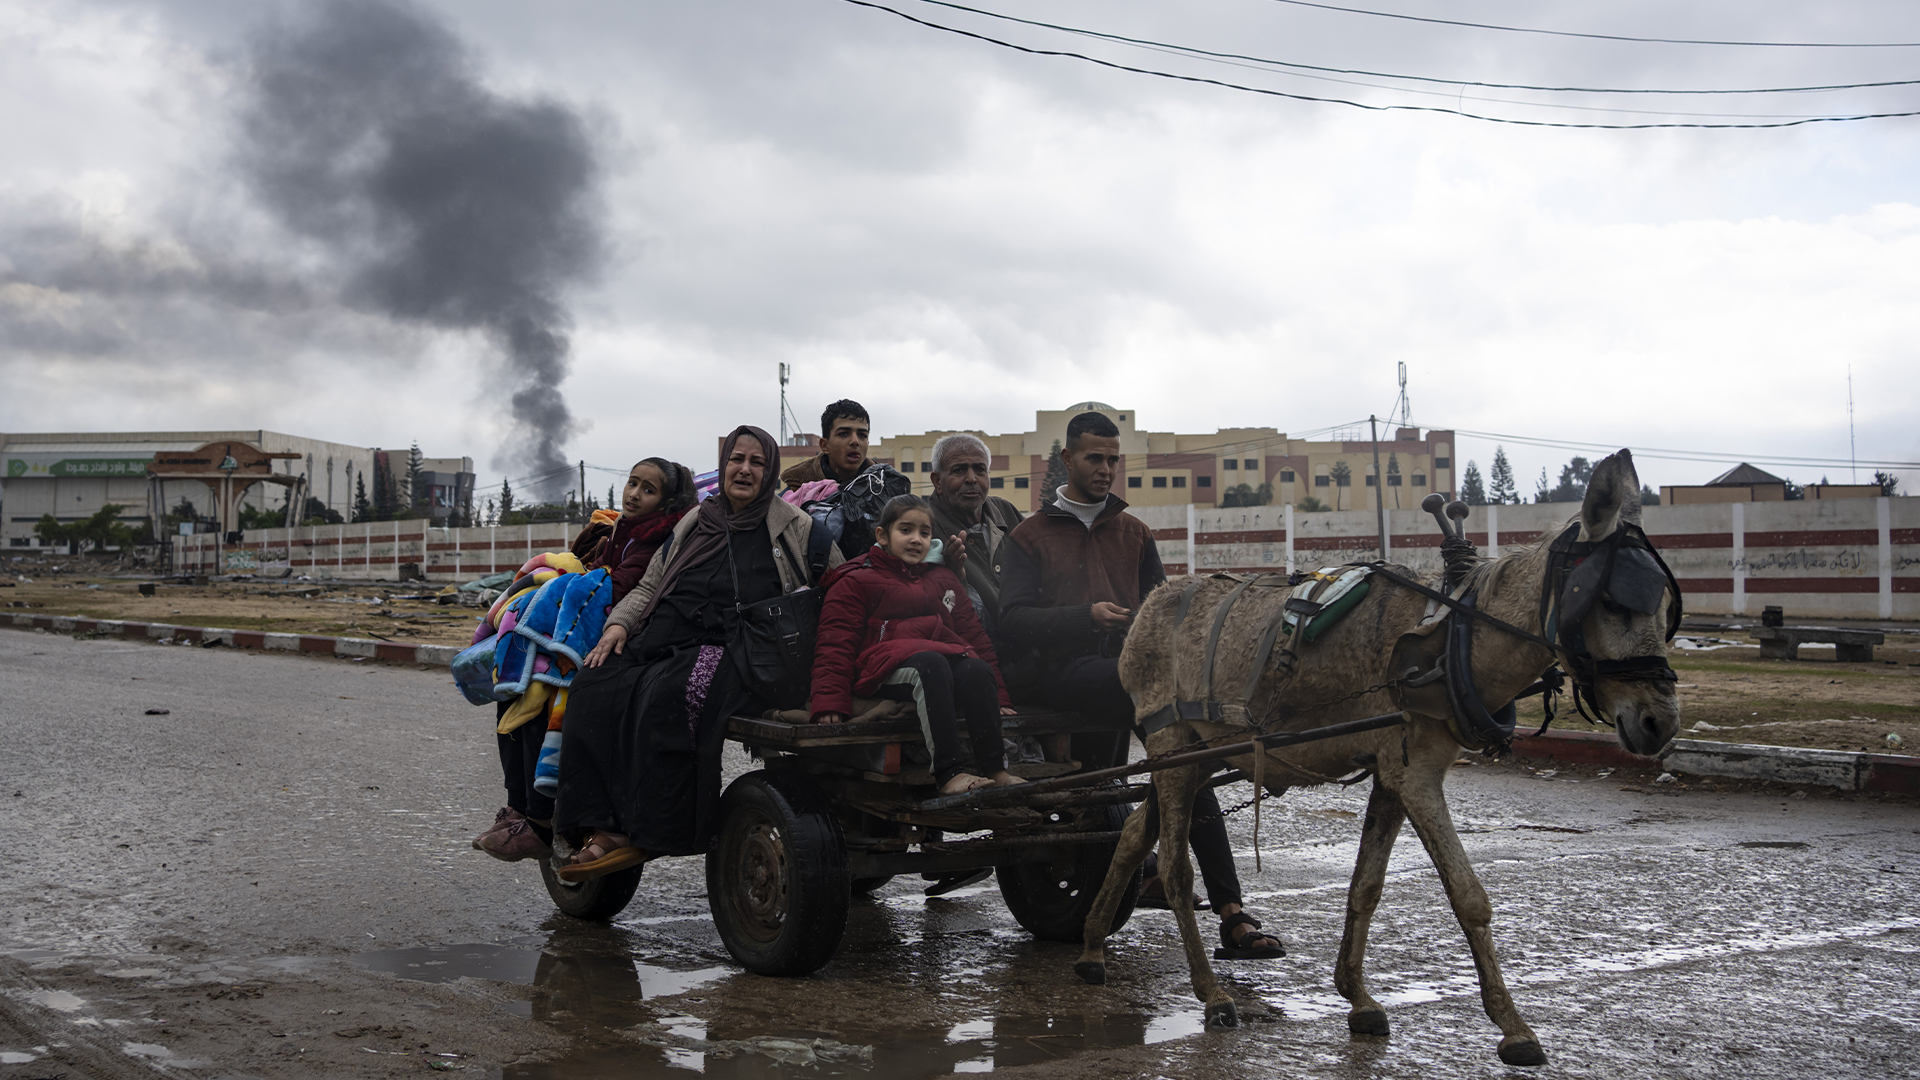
[1,559,484,647]
[6,557,1918,755]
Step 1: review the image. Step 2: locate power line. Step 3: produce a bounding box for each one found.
[1266,0,1920,49]
[1445,426,1919,471]
[840,0,1920,129]
[909,0,1920,96]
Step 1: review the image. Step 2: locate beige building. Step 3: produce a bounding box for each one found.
[826,403,1458,513]
[1661,463,1881,506]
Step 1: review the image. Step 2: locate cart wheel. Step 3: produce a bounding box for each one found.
[996,803,1141,942]
[707,771,850,976]
[540,858,643,921]
[851,875,894,897]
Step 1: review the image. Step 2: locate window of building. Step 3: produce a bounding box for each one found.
[1365,474,1377,486]
[1279,469,1295,482]
[1172,476,1186,488]
[1315,475,1330,487]
[1412,473,1426,486]
[920,461,932,472]
[1014,477,1029,489]
[1196,476,1212,488]
[1336,473,1351,487]
[1128,476,1143,488]
[1435,457,1450,469]
[1243,459,1257,470]
[1152,476,1167,488]
[1118,414,1127,421]
[989,476,1004,489]
[1223,459,1238,470]
[1387,474,1401,486]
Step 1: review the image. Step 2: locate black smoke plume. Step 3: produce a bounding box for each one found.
[239,0,602,498]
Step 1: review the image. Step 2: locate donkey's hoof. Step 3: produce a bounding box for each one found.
[1074,961,1106,986]
[1205,999,1239,1028]
[1347,1007,1390,1036]
[1497,1036,1548,1066]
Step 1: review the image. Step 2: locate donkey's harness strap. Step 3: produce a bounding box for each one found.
[1365,563,1558,651]
[1139,578,1207,736]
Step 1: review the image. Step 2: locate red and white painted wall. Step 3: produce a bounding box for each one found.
[178,496,1918,621]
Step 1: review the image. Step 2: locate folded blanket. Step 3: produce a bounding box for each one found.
[512,568,612,670]
[451,632,507,705]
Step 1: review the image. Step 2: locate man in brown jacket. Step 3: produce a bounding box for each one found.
[999,410,1283,960]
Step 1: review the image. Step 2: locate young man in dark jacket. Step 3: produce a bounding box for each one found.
[780,399,873,489]
[998,410,1283,959]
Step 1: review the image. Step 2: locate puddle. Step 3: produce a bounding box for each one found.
[354,944,728,1000]
[502,1011,1207,1079]
[26,989,87,1012]
[1738,841,1811,850]
[0,1050,43,1064]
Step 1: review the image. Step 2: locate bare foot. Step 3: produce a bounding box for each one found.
[991,771,1027,787]
[939,772,991,795]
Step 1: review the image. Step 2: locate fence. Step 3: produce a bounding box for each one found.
[177,497,1918,620]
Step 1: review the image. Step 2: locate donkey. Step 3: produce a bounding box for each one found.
[1071,450,1681,1067]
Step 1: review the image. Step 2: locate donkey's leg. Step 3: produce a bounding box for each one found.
[1075,780,1160,986]
[1400,769,1547,1067]
[1152,760,1237,1027]
[1336,779,1406,1037]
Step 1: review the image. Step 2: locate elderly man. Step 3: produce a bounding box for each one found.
[781,398,873,489]
[998,410,1284,960]
[926,433,1024,631]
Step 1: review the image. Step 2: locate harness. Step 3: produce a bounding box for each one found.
[1372,516,1683,746]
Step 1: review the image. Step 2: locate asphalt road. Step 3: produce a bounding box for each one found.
[2,628,1918,1079]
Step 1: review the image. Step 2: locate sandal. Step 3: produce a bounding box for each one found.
[1213,912,1286,960]
[556,830,647,882]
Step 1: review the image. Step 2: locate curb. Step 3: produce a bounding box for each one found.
[2,611,459,667]
[1513,729,1920,796]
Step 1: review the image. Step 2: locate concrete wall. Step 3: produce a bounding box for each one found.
[1127,497,1917,622]
[177,497,1920,621]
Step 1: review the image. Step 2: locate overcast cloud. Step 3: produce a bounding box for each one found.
[2,0,1916,498]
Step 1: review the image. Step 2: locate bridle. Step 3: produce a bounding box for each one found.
[1369,516,1682,732]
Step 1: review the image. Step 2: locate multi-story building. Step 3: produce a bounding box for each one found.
[0,431,474,546]
[835,403,1456,513]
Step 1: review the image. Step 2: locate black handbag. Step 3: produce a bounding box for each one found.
[726,535,820,707]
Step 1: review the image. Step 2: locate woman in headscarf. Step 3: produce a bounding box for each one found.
[552,426,841,880]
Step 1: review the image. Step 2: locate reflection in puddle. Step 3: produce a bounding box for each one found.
[354,937,1207,1079]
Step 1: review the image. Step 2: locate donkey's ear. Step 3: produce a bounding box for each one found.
[1580,450,1641,541]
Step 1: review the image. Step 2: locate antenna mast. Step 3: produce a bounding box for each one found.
[1848,365,1856,483]
[1396,362,1411,429]
[779,363,791,445]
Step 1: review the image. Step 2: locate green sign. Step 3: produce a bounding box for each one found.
[3,457,152,479]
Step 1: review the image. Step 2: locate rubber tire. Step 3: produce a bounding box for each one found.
[851,875,894,897]
[540,858,643,921]
[706,771,851,976]
[996,802,1142,942]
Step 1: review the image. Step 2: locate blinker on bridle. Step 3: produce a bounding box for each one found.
[1541,521,1682,724]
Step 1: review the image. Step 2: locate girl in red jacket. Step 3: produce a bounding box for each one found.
[811,495,1022,795]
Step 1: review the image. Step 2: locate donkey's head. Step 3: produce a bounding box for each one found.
[1565,451,1681,756]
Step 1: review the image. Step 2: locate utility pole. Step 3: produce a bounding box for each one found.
[1370,415,1388,560]
[578,460,587,521]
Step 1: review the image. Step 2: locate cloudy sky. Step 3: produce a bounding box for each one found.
[3,0,1917,501]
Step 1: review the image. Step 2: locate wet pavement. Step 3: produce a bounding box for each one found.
[3,628,1919,1078]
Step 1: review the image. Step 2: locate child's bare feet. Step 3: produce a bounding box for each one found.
[991,771,1027,787]
[939,772,992,795]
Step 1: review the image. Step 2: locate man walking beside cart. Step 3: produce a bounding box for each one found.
[998,410,1285,960]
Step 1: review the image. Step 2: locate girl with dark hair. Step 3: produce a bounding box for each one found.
[811,495,1021,795]
[553,426,841,880]
[571,457,698,604]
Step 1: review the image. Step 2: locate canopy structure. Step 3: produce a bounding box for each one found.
[148,440,302,534]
